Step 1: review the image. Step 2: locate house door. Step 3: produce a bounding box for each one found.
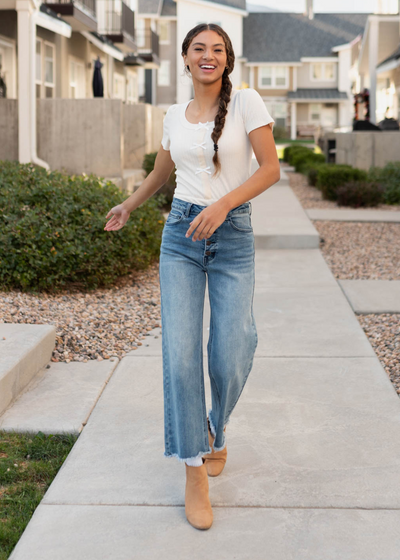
[321,106,337,129]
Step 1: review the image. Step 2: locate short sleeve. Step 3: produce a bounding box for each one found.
[161,106,172,151]
[240,88,274,134]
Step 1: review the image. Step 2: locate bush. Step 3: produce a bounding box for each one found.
[143,151,176,207]
[291,151,325,174]
[336,181,385,207]
[0,160,166,293]
[316,165,368,201]
[283,144,313,164]
[307,164,327,187]
[368,162,400,205]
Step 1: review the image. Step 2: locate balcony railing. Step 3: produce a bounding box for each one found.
[97,0,135,44]
[136,29,159,58]
[43,0,96,20]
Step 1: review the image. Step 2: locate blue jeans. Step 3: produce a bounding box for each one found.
[159,197,258,462]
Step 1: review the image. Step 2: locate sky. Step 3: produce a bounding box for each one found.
[248,0,377,12]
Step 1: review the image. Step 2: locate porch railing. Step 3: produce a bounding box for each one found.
[97,0,135,42]
[43,0,96,19]
[136,29,159,58]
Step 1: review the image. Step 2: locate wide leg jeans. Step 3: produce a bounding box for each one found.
[159,197,258,462]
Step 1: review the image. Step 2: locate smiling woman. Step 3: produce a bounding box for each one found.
[103,21,280,533]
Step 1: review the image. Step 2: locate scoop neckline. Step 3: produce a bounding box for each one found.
[180,99,215,129]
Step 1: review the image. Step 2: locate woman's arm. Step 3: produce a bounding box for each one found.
[104,146,175,231]
[121,147,175,213]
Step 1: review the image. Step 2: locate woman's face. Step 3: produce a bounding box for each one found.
[183,30,228,85]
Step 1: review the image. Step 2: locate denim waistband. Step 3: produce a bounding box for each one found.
[171,197,252,217]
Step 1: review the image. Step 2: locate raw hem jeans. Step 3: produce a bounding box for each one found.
[159,197,258,463]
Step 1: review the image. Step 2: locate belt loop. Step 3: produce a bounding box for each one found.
[185,203,192,217]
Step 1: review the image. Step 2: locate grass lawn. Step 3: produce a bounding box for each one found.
[0,430,78,559]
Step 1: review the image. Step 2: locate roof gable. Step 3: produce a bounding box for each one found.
[243,12,369,63]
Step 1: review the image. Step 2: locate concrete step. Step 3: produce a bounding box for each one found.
[306,208,400,222]
[0,323,55,417]
[0,358,120,435]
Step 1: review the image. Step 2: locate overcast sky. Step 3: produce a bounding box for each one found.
[249,0,376,11]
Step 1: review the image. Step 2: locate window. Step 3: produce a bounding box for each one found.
[36,39,55,98]
[113,73,125,100]
[271,102,287,127]
[69,58,85,98]
[159,20,170,44]
[310,103,321,121]
[259,66,288,89]
[136,19,146,48]
[158,60,170,87]
[127,72,137,103]
[36,39,42,82]
[310,62,336,82]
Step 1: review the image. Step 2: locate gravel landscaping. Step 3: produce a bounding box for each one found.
[288,169,400,395]
[0,262,161,363]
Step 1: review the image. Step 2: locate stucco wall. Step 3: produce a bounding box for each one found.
[335,131,400,169]
[124,102,165,169]
[37,98,124,176]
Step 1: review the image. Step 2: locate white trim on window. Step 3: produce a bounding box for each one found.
[310,62,336,82]
[258,66,289,89]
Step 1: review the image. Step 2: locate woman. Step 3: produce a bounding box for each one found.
[104,23,280,530]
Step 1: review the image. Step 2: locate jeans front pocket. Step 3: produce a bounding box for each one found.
[228,212,253,233]
[166,207,185,225]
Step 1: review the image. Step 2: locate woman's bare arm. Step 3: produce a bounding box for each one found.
[121,147,175,214]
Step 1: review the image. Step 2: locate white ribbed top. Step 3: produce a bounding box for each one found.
[161,88,274,207]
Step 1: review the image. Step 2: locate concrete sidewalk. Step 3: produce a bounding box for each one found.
[8,172,400,559]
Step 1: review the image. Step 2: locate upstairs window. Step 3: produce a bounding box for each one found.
[311,62,336,82]
[259,66,288,89]
[159,20,170,44]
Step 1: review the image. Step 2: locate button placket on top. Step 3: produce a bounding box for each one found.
[192,122,213,202]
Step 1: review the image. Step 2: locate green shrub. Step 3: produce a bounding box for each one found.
[291,151,325,174]
[0,160,166,293]
[336,181,385,207]
[143,151,176,207]
[316,165,368,201]
[307,163,328,187]
[368,162,400,205]
[283,145,312,164]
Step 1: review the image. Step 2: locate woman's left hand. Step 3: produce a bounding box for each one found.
[185,201,229,242]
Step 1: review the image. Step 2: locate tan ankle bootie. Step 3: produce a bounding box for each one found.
[203,418,227,477]
[184,459,213,530]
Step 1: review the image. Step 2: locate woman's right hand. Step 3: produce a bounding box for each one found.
[104,204,131,231]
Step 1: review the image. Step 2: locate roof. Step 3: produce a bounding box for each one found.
[160,0,176,16]
[243,13,369,62]
[138,0,246,15]
[377,43,400,68]
[138,0,162,15]
[288,88,348,100]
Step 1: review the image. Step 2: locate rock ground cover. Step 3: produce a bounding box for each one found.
[288,169,400,395]
[0,263,161,363]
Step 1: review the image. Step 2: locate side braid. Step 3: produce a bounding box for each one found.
[210,70,232,179]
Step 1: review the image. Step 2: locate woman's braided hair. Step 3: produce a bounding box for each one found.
[182,23,235,179]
